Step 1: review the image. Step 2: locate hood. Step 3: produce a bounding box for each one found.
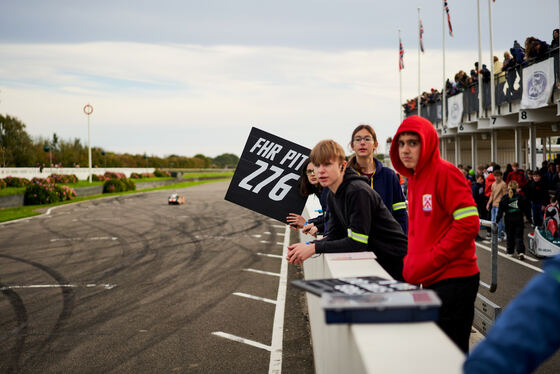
[389,115,441,178]
[335,166,369,195]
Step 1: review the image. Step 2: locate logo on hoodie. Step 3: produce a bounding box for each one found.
[422,194,433,212]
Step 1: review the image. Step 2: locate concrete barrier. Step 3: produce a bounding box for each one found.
[299,196,465,374]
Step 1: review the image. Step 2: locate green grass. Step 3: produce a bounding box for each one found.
[0,187,26,196]
[181,172,234,178]
[0,178,231,223]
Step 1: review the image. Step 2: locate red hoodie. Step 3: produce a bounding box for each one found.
[389,116,479,286]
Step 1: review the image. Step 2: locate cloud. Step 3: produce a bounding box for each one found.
[0,42,485,157]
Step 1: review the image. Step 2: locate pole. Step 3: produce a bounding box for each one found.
[399,29,403,123]
[418,8,422,117]
[442,0,447,129]
[88,114,92,183]
[477,0,483,117]
[488,0,495,116]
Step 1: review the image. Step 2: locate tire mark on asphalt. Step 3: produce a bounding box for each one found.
[0,254,74,370]
[0,283,28,374]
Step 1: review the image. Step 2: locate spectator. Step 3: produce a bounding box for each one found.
[390,115,480,353]
[286,139,408,281]
[505,162,527,192]
[347,124,408,234]
[503,163,513,182]
[463,254,560,374]
[524,170,549,227]
[497,180,532,260]
[510,41,525,64]
[487,169,507,241]
[473,173,489,230]
[286,159,325,232]
[552,28,559,49]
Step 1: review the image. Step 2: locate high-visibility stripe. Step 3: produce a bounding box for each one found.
[453,206,478,220]
[347,228,369,244]
[393,201,407,211]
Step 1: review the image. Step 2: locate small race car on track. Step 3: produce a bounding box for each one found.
[168,193,185,205]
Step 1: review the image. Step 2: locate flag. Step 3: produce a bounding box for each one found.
[444,1,453,37]
[419,18,425,53]
[399,37,404,70]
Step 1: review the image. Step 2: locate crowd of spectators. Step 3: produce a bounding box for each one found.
[459,158,560,242]
[403,29,560,115]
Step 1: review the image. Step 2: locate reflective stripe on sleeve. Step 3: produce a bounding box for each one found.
[347,228,369,244]
[392,201,407,211]
[453,206,479,220]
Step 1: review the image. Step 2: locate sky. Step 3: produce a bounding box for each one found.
[1,0,559,158]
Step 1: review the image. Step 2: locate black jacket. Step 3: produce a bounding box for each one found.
[497,192,532,225]
[314,168,407,279]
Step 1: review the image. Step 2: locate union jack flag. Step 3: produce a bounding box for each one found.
[419,18,425,53]
[444,0,453,37]
[399,37,404,70]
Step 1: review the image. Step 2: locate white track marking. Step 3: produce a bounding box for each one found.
[276,233,285,236]
[268,224,290,374]
[211,331,271,352]
[476,243,543,273]
[50,237,118,242]
[276,242,283,245]
[1,283,117,290]
[260,240,271,244]
[263,232,272,235]
[233,292,277,305]
[243,268,281,277]
[257,253,283,259]
[272,225,285,229]
[252,234,262,238]
[480,240,538,262]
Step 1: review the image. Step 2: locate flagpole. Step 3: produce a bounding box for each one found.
[488,0,495,116]
[399,29,403,123]
[418,8,422,117]
[442,0,446,129]
[477,0,483,117]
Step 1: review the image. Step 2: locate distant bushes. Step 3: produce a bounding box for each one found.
[24,179,76,205]
[154,169,171,177]
[103,178,136,193]
[0,179,6,189]
[48,173,78,184]
[4,176,30,187]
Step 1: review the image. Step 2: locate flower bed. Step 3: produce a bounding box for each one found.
[48,173,79,184]
[0,179,6,189]
[4,176,30,187]
[24,179,77,205]
[103,178,136,193]
[154,170,170,177]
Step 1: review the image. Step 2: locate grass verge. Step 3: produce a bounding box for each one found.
[0,178,231,223]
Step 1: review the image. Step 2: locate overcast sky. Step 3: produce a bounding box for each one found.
[1,0,558,158]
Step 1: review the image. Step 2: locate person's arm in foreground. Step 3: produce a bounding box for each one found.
[463,256,560,374]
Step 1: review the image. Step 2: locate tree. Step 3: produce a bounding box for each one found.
[213,153,239,168]
[0,114,34,166]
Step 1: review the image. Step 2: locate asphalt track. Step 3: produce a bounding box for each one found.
[0,181,313,373]
[2,180,559,373]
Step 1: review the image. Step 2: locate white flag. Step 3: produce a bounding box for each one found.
[521,57,555,109]
[447,93,463,128]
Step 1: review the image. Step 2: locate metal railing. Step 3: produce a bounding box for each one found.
[479,219,498,293]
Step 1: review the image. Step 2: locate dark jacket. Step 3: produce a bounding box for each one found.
[525,179,550,205]
[497,192,532,225]
[350,157,409,234]
[314,167,407,280]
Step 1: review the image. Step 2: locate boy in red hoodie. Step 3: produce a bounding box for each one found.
[390,115,480,353]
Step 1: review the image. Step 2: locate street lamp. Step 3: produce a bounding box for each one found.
[83,104,94,183]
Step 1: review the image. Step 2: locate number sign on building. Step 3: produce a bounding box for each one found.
[225,127,311,223]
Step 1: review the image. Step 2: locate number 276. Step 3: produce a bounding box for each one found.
[239,160,299,201]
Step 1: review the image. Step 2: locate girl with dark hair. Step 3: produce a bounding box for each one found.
[286,159,327,232]
[347,124,408,234]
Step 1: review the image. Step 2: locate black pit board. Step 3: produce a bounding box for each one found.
[292,276,441,324]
